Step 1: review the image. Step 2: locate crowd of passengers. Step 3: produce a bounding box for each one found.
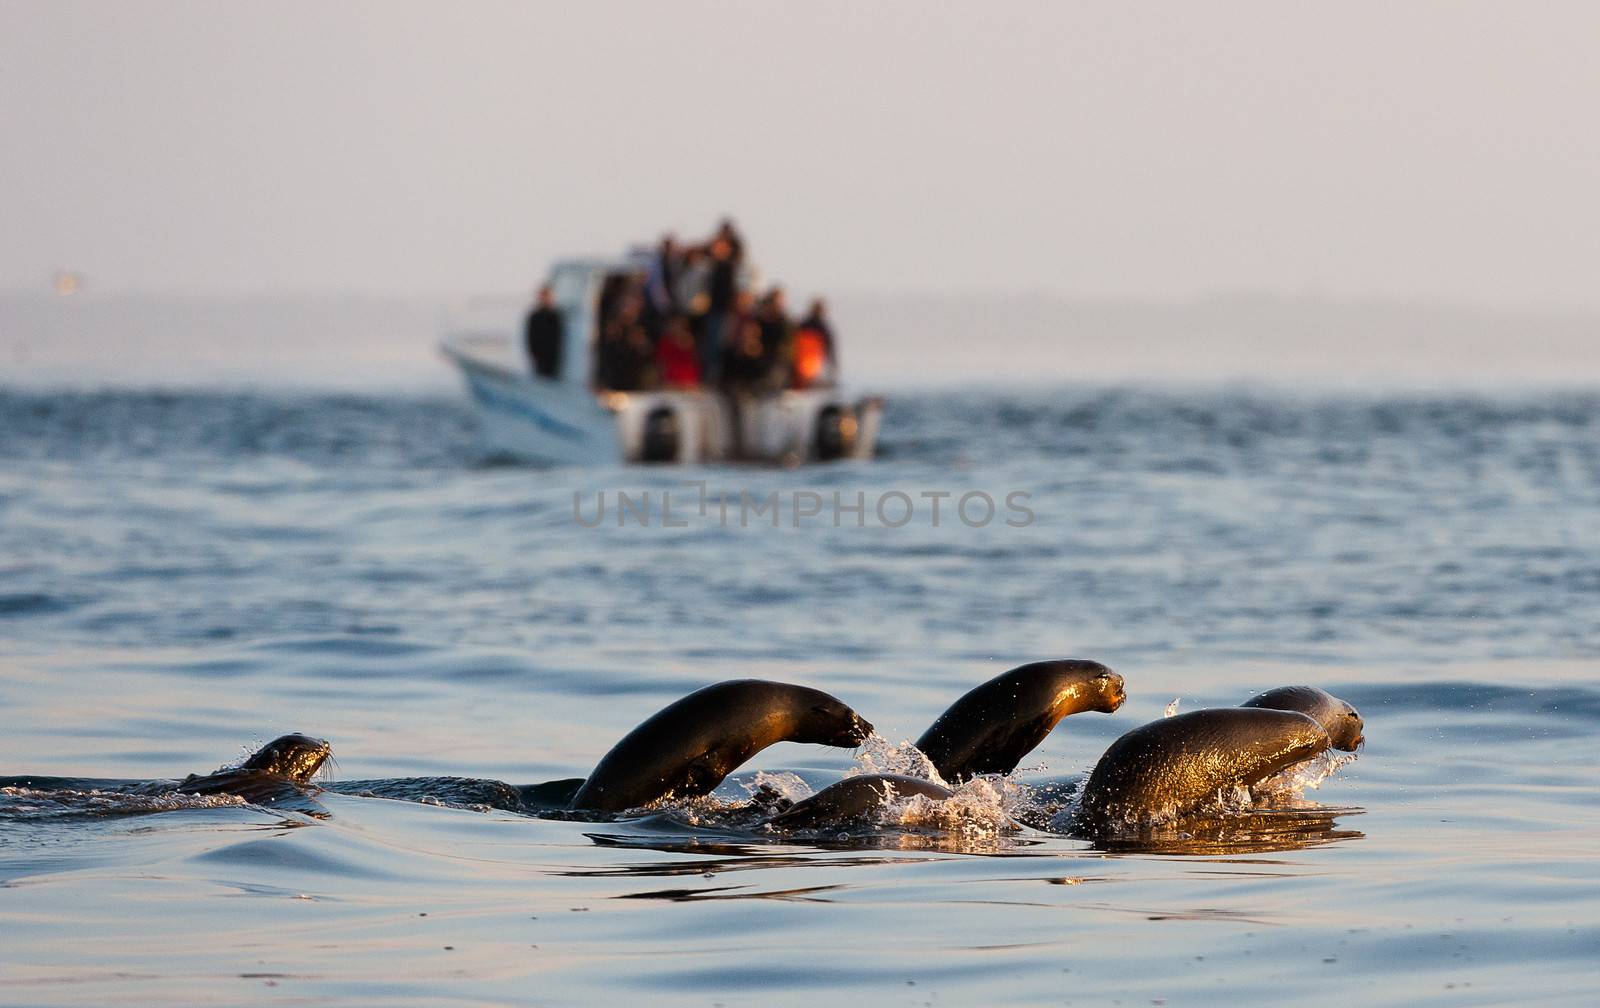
[524,218,837,394]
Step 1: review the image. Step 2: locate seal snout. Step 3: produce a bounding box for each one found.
[1333,709,1365,752]
[838,714,874,746]
[1095,671,1128,713]
[1337,710,1363,752]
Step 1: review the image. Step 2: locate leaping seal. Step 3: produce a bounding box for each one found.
[569,680,873,813]
[1075,685,1364,833]
[914,660,1125,781]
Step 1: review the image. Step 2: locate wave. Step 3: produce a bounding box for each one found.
[0,783,246,820]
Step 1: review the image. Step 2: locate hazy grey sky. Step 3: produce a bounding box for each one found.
[3,1,1597,306]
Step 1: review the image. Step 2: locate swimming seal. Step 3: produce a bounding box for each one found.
[766,774,954,830]
[1075,708,1331,833]
[1240,685,1364,751]
[570,680,873,813]
[175,733,332,805]
[0,734,333,815]
[914,660,1125,781]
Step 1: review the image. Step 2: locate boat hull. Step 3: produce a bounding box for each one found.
[442,336,881,466]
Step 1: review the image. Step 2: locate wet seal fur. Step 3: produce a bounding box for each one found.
[915,660,1126,781]
[766,774,954,830]
[1075,686,1364,834]
[570,680,873,813]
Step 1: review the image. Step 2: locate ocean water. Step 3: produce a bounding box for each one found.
[2,384,1597,1006]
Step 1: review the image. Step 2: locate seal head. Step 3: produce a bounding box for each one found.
[914,660,1125,781]
[570,680,873,813]
[1239,685,1364,751]
[238,733,333,781]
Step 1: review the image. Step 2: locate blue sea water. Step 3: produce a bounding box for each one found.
[1,384,1597,1006]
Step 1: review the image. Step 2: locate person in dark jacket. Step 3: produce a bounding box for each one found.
[524,285,563,379]
[754,287,794,390]
[701,235,739,386]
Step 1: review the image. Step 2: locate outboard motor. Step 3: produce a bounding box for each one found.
[641,406,681,463]
[814,404,857,462]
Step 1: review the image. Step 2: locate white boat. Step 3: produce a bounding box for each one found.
[440,255,883,466]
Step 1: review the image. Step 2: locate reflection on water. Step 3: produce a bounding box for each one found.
[565,840,931,876]
[1089,807,1366,856]
[616,884,843,903]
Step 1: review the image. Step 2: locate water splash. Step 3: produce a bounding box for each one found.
[889,776,1013,839]
[849,733,946,785]
[1163,697,1182,717]
[849,736,1016,842]
[1258,750,1359,796]
[744,771,811,804]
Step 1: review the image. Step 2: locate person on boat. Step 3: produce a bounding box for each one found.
[717,289,759,387]
[655,314,702,389]
[675,244,712,318]
[644,234,681,324]
[702,235,740,386]
[713,217,745,265]
[755,287,795,391]
[674,245,712,342]
[598,297,658,391]
[628,325,660,390]
[596,320,631,390]
[523,284,563,379]
[791,298,836,389]
[717,299,769,457]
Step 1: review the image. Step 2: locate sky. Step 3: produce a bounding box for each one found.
[2,1,1598,307]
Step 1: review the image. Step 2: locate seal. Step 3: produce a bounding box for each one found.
[1239,685,1364,751]
[569,679,873,813]
[0,733,331,807]
[765,774,954,829]
[914,660,1125,781]
[175,733,332,805]
[1074,708,1331,833]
